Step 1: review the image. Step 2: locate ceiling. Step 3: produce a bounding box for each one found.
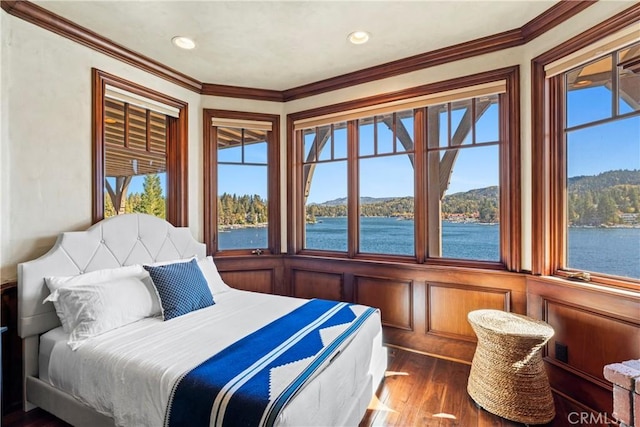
[33,1,558,91]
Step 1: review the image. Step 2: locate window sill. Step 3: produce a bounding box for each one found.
[553,270,640,292]
[531,274,640,297]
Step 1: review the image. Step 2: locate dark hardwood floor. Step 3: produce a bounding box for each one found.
[359,347,614,426]
[3,347,613,427]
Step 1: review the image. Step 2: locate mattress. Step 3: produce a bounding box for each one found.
[39,326,67,383]
[40,290,386,426]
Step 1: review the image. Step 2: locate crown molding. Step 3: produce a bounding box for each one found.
[533,2,640,65]
[282,0,596,101]
[2,0,597,102]
[282,29,523,102]
[201,83,284,102]
[288,66,520,122]
[520,0,595,42]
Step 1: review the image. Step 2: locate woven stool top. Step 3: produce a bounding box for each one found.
[468,309,554,339]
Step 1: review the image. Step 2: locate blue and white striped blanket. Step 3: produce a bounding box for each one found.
[165,299,377,427]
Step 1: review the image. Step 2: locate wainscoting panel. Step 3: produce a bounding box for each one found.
[527,276,640,415]
[546,300,639,383]
[219,269,274,294]
[354,276,413,331]
[291,269,343,301]
[214,256,285,295]
[284,256,527,364]
[427,283,510,340]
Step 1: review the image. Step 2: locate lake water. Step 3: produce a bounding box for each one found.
[219,216,640,279]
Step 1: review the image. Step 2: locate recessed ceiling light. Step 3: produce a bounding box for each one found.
[172,36,196,50]
[348,31,370,45]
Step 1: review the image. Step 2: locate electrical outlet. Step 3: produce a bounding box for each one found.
[555,342,568,363]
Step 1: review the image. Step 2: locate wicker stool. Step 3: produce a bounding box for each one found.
[467,309,555,424]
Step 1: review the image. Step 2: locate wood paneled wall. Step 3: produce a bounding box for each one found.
[527,276,640,415]
[292,270,343,301]
[355,276,413,331]
[284,256,527,364]
[214,256,286,295]
[1,283,22,416]
[211,255,528,364]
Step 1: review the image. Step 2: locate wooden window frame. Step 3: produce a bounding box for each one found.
[288,67,521,271]
[203,109,281,256]
[91,68,189,226]
[531,5,640,289]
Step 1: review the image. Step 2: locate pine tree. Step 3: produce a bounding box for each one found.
[597,192,618,225]
[140,174,166,219]
[104,194,116,217]
[629,187,639,213]
[478,198,498,222]
[126,193,143,214]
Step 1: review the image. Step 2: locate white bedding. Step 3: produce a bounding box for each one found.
[41,290,386,427]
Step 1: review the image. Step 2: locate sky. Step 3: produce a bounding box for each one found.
[108,173,166,197]
[567,86,639,178]
[304,102,500,203]
[122,82,639,203]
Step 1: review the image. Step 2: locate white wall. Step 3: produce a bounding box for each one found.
[0,16,205,281]
[0,1,631,282]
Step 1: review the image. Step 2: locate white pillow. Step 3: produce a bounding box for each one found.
[44,264,160,332]
[43,276,159,350]
[198,256,232,295]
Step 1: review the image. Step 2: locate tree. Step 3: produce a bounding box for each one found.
[126,193,143,214]
[139,174,166,219]
[478,198,498,223]
[596,192,618,225]
[104,194,116,217]
[574,191,597,226]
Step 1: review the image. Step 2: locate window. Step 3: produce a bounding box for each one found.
[92,69,188,225]
[359,112,415,256]
[303,123,349,252]
[427,96,501,262]
[533,21,640,287]
[561,44,639,280]
[300,115,417,257]
[290,68,520,269]
[103,98,168,219]
[203,110,280,255]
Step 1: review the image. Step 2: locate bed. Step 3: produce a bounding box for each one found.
[17,213,387,427]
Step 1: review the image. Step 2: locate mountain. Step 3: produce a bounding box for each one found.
[307,196,412,218]
[312,196,397,206]
[306,170,640,226]
[568,170,640,192]
[448,186,499,199]
[567,170,640,226]
[441,186,499,222]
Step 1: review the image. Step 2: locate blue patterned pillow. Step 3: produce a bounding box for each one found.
[143,259,214,320]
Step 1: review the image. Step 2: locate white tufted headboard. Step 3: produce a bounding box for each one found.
[17,214,206,339]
